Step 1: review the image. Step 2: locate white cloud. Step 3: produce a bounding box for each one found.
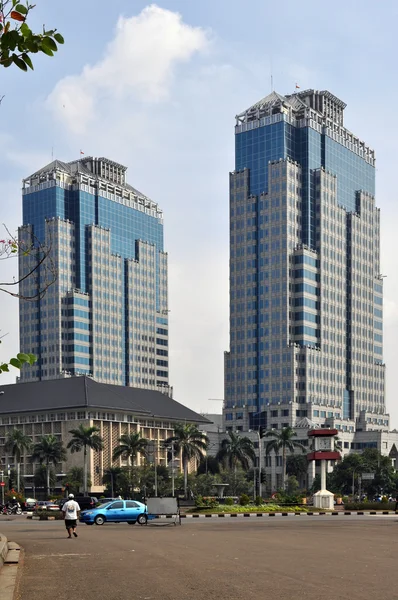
[46,5,210,134]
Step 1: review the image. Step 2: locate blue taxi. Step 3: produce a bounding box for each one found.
[79,499,149,526]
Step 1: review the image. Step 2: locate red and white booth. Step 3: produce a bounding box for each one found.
[307,428,341,509]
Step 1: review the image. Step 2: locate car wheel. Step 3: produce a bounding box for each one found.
[94,515,105,525]
[137,514,147,525]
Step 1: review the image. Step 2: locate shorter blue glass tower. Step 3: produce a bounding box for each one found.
[19,157,170,393]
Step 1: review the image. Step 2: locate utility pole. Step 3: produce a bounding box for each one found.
[154,439,158,497]
[258,430,262,500]
[171,440,175,498]
[0,471,4,506]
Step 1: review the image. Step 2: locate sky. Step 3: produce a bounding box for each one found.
[1,0,398,424]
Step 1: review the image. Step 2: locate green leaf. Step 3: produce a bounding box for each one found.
[27,354,36,365]
[0,364,10,372]
[2,59,13,68]
[54,33,64,44]
[12,54,28,71]
[9,358,22,369]
[15,4,28,15]
[17,352,30,363]
[42,36,58,52]
[20,23,31,38]
[40,44,54,57]
[21,52,33,70]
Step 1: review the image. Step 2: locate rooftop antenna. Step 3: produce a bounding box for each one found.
[270,54,274,92]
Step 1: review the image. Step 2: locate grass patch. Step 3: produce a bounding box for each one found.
[190,504,308,514]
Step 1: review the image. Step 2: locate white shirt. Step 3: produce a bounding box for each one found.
[62,500,81,520]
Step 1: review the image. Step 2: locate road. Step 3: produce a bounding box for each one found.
[0,515,396,600]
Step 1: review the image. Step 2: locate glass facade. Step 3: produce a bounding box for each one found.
[19,157,169,392]
[225,89,386,433]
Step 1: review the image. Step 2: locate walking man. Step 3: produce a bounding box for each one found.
[62,493,81,538]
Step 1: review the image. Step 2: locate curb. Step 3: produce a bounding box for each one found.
[171,511,398,518]
[0,536,21,600]
[0,533,8,567]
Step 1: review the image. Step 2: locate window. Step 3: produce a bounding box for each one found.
[125,501,139,508]
[271,410,278,418]
[77,412,86,420]
[109,501,123,509]
[67,412,76,420]
[282,409,289,417]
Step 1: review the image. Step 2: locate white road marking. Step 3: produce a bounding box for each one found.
[32,553,92,559]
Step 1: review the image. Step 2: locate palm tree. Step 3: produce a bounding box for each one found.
[31,434,67,498]
[166,424,208,499]
[102,466,123,498]
[217,431,256,471]
[67,425,103,494]
[4,429,32,492]
[63,466,91,495]
[265,427,306,490]
[112,432,149,492]
[216,431,256,494]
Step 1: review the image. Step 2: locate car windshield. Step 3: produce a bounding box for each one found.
[95,502,112,509]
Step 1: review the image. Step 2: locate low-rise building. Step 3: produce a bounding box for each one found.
[0,376,209,494]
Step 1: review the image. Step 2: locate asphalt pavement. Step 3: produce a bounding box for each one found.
[0,515,396,600]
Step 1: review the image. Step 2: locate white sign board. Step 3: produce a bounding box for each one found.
[361,473,375,480]
[147,497,179,515]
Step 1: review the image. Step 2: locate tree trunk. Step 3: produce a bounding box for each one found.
[183,458,188,499]
[234,462,237,496]
[17,461,20,493]
[46,460,50,499]
[282,447,287,491]
[83,446,88,495]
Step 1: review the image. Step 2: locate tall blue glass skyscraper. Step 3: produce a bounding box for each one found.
[224,90,387,445]
[19,157,169,391]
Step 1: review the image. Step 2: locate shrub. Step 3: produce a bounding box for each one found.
[344,501,396,511]
[255,496,263,506]
[195,496,218,509]
[5,490,25,504]
[37,510,64,520]
[224,497,234,506]
[239,494,250,506]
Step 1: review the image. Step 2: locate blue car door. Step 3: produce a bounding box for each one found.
[106,500,124,521]
[125,501,140,521]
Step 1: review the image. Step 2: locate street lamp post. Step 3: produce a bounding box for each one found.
[171,440,175,498]
[249,429,262,499]
[154,439,158,497]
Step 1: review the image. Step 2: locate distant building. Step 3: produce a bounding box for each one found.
[199,414,223,457]
[19,157,169,393]
[0,377,209,494]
